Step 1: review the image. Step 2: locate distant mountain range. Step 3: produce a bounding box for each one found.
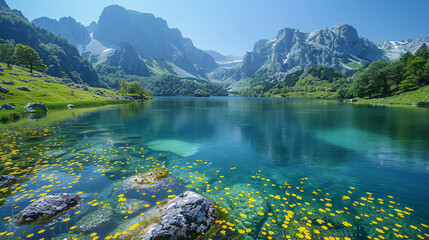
[3,0,429,91]
[32,17,91,51]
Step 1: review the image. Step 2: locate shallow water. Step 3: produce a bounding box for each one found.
[1,97,429,239]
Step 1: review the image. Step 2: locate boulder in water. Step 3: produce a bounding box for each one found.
[16,193,79,224]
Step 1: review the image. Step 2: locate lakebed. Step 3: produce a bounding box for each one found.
[0,97,429,239]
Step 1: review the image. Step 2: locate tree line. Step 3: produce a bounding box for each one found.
[0,43,46,73]
[351,43,429,98]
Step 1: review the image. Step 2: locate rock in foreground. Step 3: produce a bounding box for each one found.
[16,193,79,224]
[0,175,18,187]
[140,191,216,240]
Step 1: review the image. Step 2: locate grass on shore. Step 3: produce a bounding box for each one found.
[348,85,429,107]
[0,63,141,123]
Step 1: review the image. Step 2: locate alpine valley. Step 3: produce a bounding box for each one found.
[2,1,429,99]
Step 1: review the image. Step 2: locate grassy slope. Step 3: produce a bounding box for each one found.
[0,63,132,123]
[349,85,429,106]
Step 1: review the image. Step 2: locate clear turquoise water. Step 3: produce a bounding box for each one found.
[1,97,429,239]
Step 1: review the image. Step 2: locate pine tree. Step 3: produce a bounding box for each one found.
[13,44,46,73]
[415,43,429,59]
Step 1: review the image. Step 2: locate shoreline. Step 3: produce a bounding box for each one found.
[0,99,138,125]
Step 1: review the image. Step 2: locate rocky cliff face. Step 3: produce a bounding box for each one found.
[377,35,429,60]
[32,17,91,48]
[228,24,387,81]
[93,5,217,78]
[211,24,389,82]
[105,42,150,76]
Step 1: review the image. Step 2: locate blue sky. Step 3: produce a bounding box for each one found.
[7,0,429,56]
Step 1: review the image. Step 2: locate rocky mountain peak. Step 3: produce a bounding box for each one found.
[93,5,217,78]
[331,23,359,42]
[105,42,150,76]
[0,0,9,10]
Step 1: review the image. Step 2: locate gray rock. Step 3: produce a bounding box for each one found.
[16,86,30,91]
[93,89,104,95]
[16,193,79,224]
[28,74,43,77]
[387,102,393,105]
[0,175,18,187]
[8,73,19,76]
[76,85,89,91]
[0,95,3,100]
[43,79,55,83]
[19,79,29,82]
[24,103,47,112]
[1,80,14,85]
[70,90,74,94]
[67,104,75,109]
[0,86,9,93]
[0,73,4,76]
[140,192,216,240]
[0,103,14,110]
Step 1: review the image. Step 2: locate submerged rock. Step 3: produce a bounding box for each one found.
[77,205,114,231]
[114,198,149,215]
[16,193,79,224]
[146,139,198,157]
[0,175,18,187]
[139,192,216,240]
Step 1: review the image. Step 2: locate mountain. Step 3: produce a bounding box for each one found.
[212,24,387,82]
[93,5,217,78]
[86,21,97,33]
[101,42,150,76]
[377,35,429,60]
[205,50,241,64]
[32,17,91,50]
[0,1,100,86]
[0,0,8,9]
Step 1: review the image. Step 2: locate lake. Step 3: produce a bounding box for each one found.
[1,97,429,239]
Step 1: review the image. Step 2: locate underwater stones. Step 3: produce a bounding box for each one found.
[114,199,149,215]
[117,173,178,200]
[146,139,198,157]
[0,86,9,93]
[67,104,75,109]
[140,192,216,240]
[77,205,114,231]
[0,103,14,110]
[16,193,79,224]
[43,149,67,157]
[218,183,268,230]
[134,170,168,184]
[0,175,18,187]
[79,129,109,136]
